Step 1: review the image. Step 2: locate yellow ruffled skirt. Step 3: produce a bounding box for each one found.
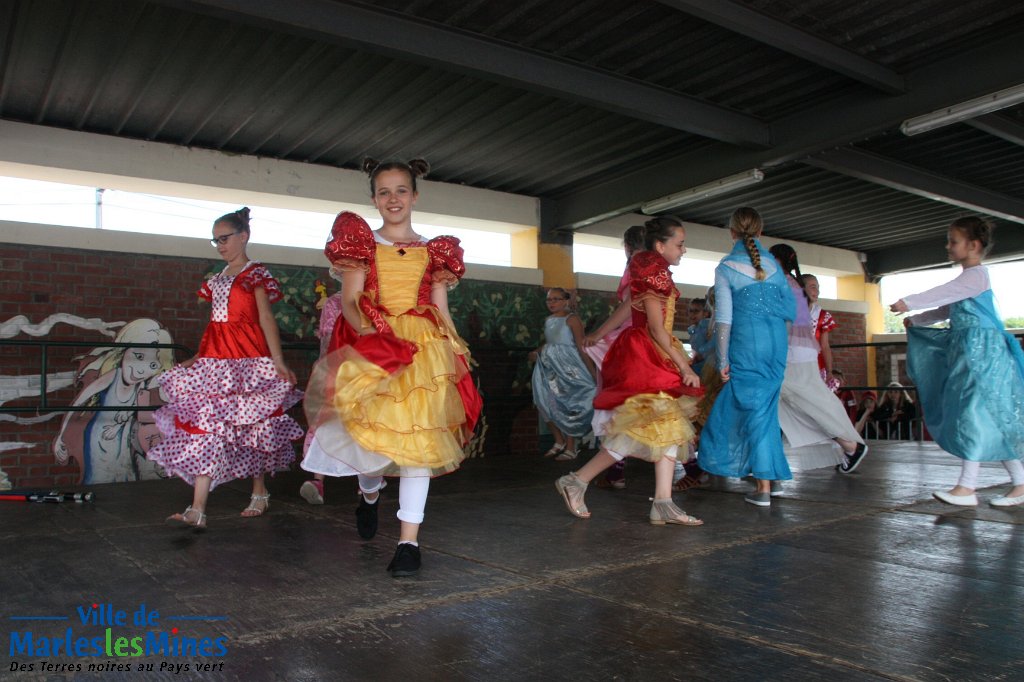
[595,391,697,462]
[305,312,472,477]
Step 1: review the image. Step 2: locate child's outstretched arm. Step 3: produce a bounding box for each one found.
[255,287,296,384]
[584,295,632,346]
[890,267,989,323]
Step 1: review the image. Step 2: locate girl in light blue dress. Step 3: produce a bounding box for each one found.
[891,217,1024,507]
[530,288,597,460]
[699,207,796,507]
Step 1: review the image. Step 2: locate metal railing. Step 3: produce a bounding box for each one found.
[0,339,317,413]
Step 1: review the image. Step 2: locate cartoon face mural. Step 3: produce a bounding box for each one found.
[53,318,175,484]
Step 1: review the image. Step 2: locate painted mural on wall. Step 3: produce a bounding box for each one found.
[1,314,140,489]
[52,318,175,484]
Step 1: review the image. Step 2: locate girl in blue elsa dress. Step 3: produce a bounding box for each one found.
[699,207,796,507]
[891,216,1024,507]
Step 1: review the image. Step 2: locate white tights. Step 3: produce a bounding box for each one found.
[358,473,430,525]
[957,459,1024,489]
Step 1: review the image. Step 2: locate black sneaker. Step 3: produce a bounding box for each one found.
[838,443,869,474]
[387,543,421,577]
[355,495,379,539]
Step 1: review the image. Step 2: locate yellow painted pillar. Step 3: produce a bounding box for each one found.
[838,275,884,386]
[538,243,575,289]
[509,228,539,269]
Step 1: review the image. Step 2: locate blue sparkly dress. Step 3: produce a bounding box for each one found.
[532,315,597,438]
[699,241,796,480]
[906,269,1024,462]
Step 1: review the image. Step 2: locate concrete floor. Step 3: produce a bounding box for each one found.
[2,441,1022,681]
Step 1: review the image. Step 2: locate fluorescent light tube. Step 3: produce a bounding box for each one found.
[900,84,1024,136]
[641,169,764,214]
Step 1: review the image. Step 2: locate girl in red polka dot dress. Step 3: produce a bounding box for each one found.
[148,207,304,529]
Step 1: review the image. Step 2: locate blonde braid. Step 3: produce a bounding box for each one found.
[742,235,764,280]
[730,207,766,281]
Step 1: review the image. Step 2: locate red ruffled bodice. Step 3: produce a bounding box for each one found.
[197,263,282,359]
[595,251,695,409]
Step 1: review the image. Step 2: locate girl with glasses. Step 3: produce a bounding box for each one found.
[147,207,303,529]
[529,287,597,461]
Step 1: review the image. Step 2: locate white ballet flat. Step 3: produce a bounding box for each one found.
[990,492,1024,507]
[933,490,978,506]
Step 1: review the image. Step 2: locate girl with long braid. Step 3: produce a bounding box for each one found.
[698,208,796,507]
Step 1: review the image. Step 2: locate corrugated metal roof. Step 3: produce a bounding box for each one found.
[2,0,1024,275]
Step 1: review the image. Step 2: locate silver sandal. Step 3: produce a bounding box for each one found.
[241,493,270,517]
[649,498,702,526]
[555,472,590,518]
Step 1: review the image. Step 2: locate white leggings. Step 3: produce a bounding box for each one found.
[957,459,1024,489]
[358,473,430,525]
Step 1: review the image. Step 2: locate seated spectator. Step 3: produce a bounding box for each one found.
[873,382,918,439]
[854,390,879,439]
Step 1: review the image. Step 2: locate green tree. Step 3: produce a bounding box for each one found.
[1004,316,1024,329]
[883,308,905,333]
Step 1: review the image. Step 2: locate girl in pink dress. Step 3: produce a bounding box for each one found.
[583,224,645,488]
[148,208,303,529]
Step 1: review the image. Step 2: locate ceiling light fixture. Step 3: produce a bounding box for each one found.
[900,83,1024,136]
[640,169,765,214]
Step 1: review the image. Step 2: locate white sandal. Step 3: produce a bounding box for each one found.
[167,506,207,530]
[241,493,270,517]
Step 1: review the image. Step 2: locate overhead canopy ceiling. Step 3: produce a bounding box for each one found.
[3,0,1024,277]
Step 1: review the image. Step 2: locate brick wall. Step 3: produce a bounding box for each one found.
[1,243,556,487]
[1,241,871,488]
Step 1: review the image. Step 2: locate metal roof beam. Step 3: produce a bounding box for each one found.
[966,113,1024,147]
[655,0,904,94]
[154,0,769,147]
[554,32,1024,228]
[865,228,1024,277]
[803,147,1024,225]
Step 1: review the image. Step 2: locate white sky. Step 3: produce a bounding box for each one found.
[1,175,1021,313]
[0,177,511,266]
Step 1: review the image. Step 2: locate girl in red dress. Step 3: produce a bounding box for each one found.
[148,208,303,529]
[555,216,703,526]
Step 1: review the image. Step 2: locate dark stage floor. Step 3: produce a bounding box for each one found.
[2,441,1022,681]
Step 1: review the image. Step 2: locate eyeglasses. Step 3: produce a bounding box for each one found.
[210,231,242,246]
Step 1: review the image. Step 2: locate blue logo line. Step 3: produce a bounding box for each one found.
[165,616,229,621]
[8,616,69,621]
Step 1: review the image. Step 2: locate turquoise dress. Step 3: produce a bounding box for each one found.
[532,315,597,438]
[907,290,1024,462]
[699,241,796,480]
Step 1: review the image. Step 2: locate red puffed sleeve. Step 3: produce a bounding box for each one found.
[629,251,674,299]
[427,235,466,288]
[324,211,374,271]
[819,310,837,333]
[197,278,213,302]
[238,264,283,303]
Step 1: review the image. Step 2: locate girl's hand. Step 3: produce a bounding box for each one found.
[890,299,909,314]
[179,356,197,370]
[273,358,297,385]
[527,350,538,362]
[903,317,913,329]
[680,367,700,388]
[720,365,730,383]
[583,334,599,347]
